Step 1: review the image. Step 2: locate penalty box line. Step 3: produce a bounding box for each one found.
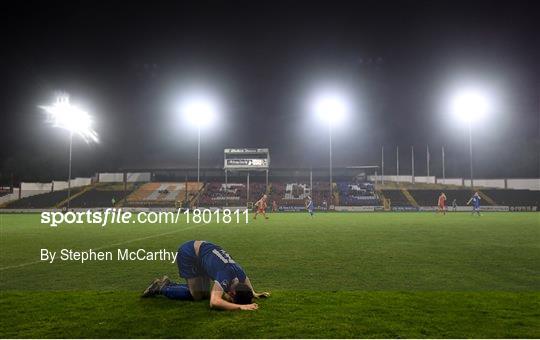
[0,223,207,272]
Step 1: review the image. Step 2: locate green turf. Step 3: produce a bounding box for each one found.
[1,212,539,338]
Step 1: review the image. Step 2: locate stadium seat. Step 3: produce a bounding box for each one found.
[337,181,380,206]
[481,189,539,208]
[381,190,411,207]
[5,188,82,208]
[408,190,480,206]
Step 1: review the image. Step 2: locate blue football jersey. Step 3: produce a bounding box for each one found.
[198,242,246,292]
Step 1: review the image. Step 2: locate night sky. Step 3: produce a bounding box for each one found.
[2,0,539,183]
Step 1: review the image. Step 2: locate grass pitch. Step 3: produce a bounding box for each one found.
[1,212,539,338]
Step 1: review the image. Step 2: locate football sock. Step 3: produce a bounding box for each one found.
[162,284,193,300]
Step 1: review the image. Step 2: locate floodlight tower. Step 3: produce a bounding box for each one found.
[450,89,490,188]
[39,94,98,209]
[182,97,217,189]
[313,93,348,205]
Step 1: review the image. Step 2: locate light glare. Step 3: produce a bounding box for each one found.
[181,96,218,127]
[451,89,491,122]
[39,95,99,143]
[184,100,216,126]
[313,93,348,124]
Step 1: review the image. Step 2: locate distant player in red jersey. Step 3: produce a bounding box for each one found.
[253,194,269,220]
[437,192,447,215]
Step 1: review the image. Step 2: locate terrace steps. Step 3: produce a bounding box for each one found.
[400,188,419,208]
[478,190,497,206]
[56,184,94,208]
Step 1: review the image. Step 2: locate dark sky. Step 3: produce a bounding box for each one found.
[2,0,539,183]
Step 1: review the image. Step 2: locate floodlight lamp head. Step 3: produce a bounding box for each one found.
[184,100,216,127]
[451,89,490,123]
[39,95,99,143]
[313,94,348,125]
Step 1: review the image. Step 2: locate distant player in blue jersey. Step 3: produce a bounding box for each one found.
[142,240,270,311]
[306,195,314,217]
[467,192,482,216]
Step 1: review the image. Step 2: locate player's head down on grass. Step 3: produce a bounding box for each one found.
[230,281,254,305]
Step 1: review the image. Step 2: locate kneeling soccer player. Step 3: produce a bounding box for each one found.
[142,240,270,311]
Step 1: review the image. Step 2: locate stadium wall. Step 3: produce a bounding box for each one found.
[371,175,539,191]
[369,175,409,182]
[52,178,92,191]
[436,178,463,186]
[98,173,123,182]
[463,179,506,189]
[20,182,52,198]
[98,172,151,183]
[0,188,20,204]
[414,176,437,184]
[52,181,68,191]
[506,179,540,191]
[0,178,93,205]
[369,175,436,183]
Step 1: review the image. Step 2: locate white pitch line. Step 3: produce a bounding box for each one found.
[0,223,207,271]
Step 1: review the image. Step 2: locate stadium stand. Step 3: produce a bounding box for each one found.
[126,182,203,206]
[482,189,539,207]
[284,183,311,200]
[198,181,333,208]
[269,182,285,203]
[128,182,160,201]
[408,189,480,206]
[310,181,333,206]
[280,182,310,206]
[381,190,411,207]
[2,178,538,210]
[270,181,331,207]
[199,182,247,206]
[67,189,129,208]
[249,182,267,203]
[337,181,379,206]
[4,188,83,208]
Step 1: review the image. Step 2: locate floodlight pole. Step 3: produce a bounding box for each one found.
[67,131,73,210]
[197,125,201,184]
[381,146,384,184]
[224,170,228,207]
[411,145,415,184]
[328,122,333,206]
[196,125,201,206]
[442,146,446,182]
[426,145,430,177]
[396,146,399,180]
[310,168,313,195]
[468,120,474,189]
